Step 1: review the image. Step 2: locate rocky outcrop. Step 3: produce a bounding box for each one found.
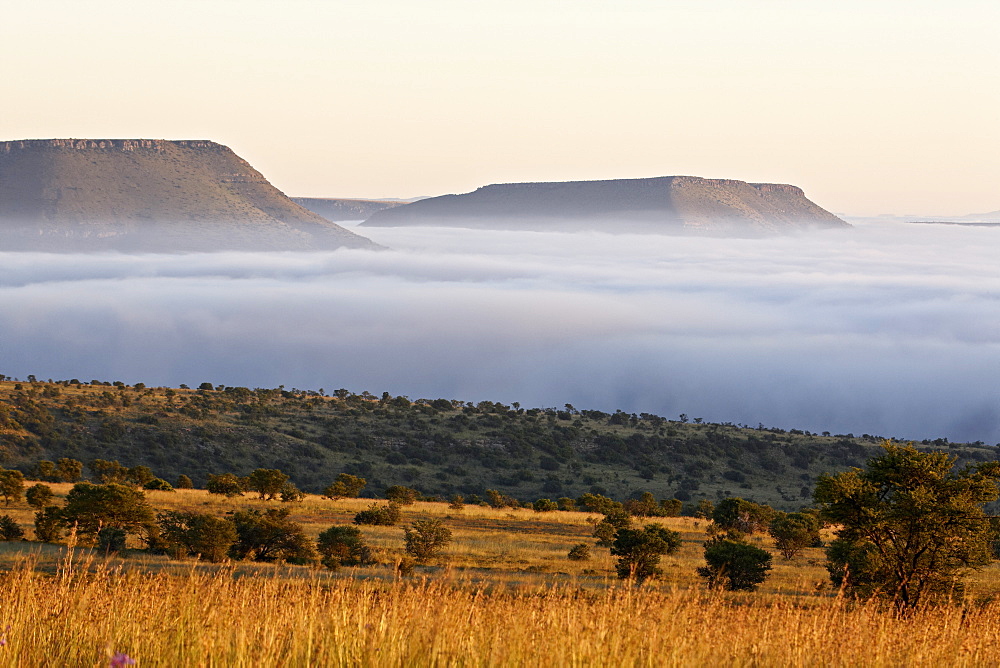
[292,197,405,222]
[0,139,380,252]
[361,176,848,235]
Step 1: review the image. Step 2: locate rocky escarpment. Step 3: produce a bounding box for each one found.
[292,197,406,222]
[361,176,848,235]
[0,139,380,252]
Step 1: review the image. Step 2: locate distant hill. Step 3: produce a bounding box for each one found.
[0,139,379,252]
[293,197,406,222]
[959,210,1000,222]
[361,176,849,235]
[1,378,994,511]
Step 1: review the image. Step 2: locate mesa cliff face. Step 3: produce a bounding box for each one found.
[361,176,848,235]
[0,139,379,251]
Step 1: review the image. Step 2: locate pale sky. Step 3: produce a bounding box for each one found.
[3,0,997,216]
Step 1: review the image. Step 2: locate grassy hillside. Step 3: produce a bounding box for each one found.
[1,377,995,510]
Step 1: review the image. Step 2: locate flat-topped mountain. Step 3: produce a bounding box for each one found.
[361,176,848,234]
[292,197,406,222]
[0,139,379,252]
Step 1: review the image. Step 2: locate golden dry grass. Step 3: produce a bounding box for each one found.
[2,487,1000,664]
[0,555,999,666]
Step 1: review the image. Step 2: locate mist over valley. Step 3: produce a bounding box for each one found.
[2,217,998,444]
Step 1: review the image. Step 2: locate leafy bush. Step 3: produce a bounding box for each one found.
[353,502,402,526]
[593,509,631,547]
[144,478,174,491]
[567,543,591,561]
[280,482,305,503]
[768,511,821,559]
[246,469,289,501]
[206,473,245,497]
[317,526,375,569]
[323,473,367,500]
[384,486,419,505]
[697,536,773,591]
[712,497,776,535]
[62,482,155,544]
[611,524,682,582]
[158,511,237,562]
[0,515,24,541]
[533,498,558,512]
[228,508,317,564]
[175,475,194,489]
[403,518,452,562]
[34,506,65,543]
[0,469,25,506]
[25,483,54,509]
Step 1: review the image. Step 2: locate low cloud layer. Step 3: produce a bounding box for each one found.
[2,220,999,443]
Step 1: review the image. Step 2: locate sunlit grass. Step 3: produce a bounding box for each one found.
[0,554,999,666]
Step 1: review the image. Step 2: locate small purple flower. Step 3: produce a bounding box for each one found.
[110,652,136,667]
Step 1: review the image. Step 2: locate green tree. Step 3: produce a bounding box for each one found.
[25,483,54,509]
[623,492,664,517]
[278,482,304,503]
[32,460,58,482]
[56,458,83,483]
[694,499,715,520]
[206,473,245,497]
[34,506,65,542]
[384,485,419,505]
[353,502,402,526]
[317,525,375,569]
[660,498,684,517]
[814,441,1000,608]
[611,524,682,582]
[593,508,632,547]
[712,497,776,535]
[533,498,558,512]
[576,493,622,514]
[557,497,577,512]
[567,543,591,561]
[228,508,317,564]
[61,482,156,543]
[88,459,128,484]
[157,511,237,562]
[246,469,289,501]
[126,466,156,487]
[175,475,194,490]
[0,469,25,506]
[403,518,452,562]
[768,511,822,560]
[0,515,24,541]
[144,478,174,491]
[697,536,773,591]
[323,473,367,500]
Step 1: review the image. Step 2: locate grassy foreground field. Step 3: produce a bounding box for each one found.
[0,487,999,665]
[1,559,1000,666]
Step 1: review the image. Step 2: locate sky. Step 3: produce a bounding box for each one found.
[3,220,1000,444]
[2,0,998,216]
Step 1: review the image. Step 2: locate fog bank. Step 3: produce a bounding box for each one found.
[2,220,999,443]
